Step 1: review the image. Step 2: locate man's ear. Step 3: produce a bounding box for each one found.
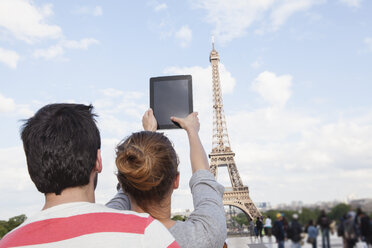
[95,149,102,173]
[173,173,180,189]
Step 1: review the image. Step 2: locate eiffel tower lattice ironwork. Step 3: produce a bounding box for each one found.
[208,39,261,221]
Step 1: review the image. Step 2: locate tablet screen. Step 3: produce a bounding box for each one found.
[150,75,193,129]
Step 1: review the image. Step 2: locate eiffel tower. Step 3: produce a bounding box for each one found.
[208,38,261,221]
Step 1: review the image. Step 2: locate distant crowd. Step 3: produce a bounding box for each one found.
[250,208,372,248]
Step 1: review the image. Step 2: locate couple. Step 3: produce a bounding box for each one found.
[0,103,226,248]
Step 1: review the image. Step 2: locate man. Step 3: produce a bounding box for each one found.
[317,210,331,248]
[256,216,263,242]
[0,104,178,248]
[287,213,303,248]
[273,213,285,248]
[343,213,357,248]
[356,208,372,246]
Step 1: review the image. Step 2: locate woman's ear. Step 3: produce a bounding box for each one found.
[173,173,180,189]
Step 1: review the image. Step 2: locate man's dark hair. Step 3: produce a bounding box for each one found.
[21,103,101,195]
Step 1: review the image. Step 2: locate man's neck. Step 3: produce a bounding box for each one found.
[43,185,95,210]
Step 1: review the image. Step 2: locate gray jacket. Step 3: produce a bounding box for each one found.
[106,170,227,248]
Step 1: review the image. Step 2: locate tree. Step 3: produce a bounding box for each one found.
[299,208,320,227]
[261,204,357,231]
[264,210,278,223]
[171,215,186,221]
[279,210,296,222]
[0,214,27,239]
[0,222,8,238]
[7,215,27,230]
[232,213,249,227]
[328,203,350,223]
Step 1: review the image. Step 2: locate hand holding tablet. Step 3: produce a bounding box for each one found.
[150,75,193,129]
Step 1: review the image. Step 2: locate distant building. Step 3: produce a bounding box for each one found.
[274,200,344,212]
[275,201,303,211]
[306,200,344,211]
[349,198,372,213]
[256,202,273,212]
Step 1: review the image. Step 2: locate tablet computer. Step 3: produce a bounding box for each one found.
[150,75,193,129]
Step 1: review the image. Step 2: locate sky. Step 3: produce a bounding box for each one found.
[1,0,372,220]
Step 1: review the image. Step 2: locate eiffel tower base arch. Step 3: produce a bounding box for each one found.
[223,187,261,221]
[209,153,262,221]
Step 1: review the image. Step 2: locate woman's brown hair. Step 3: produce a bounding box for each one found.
[116,131,179,211]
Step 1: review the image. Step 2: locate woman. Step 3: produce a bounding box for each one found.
[107,110,227,248]
[307,220,318,248]
[264,216,273,241]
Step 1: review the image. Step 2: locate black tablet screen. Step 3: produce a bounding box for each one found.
[150,75,192,129]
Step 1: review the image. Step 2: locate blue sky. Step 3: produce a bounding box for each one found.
[1,0,372,219]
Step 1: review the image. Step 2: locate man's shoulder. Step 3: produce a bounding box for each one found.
[0,202,158,248]
[21,202,149,224]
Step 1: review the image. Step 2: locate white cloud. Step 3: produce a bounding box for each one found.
[251,71,292,108]
[93,90,147,138]
[251,58,264,69]
[148,1,168,12]
[16,104,34,117]
[33,38,99,60]
[0,146,30,191]
[0,93,33,117]
[339,0,363,8]
[100,88,125,98]
[0,0,62,43]
[33,45,64,60]
[0,93,16,113]
[93,6,103,16]
[175,25,192,47]
[62,38,99,50]
[192,0,325,43]
[228,108,372,204]
[192,0,273,43]
[0,1,100,65]
[212,69,372,204]
[164,64,236,94]
[0,47,19,69]
[364,37,372,52]
[304,120,372,170]
[270,0,325,31]
[0,146,47,219]
[164,64,235,115]
[154,3,167,12]
[73,5,103,16]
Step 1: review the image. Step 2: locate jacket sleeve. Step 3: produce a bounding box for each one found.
[105,188,131,210]
[169,170,226,248]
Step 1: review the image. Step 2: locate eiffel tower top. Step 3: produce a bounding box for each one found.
[209,36,220,62]
[209,38,233,155]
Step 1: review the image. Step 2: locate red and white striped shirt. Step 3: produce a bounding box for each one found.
[0,202,179,248]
